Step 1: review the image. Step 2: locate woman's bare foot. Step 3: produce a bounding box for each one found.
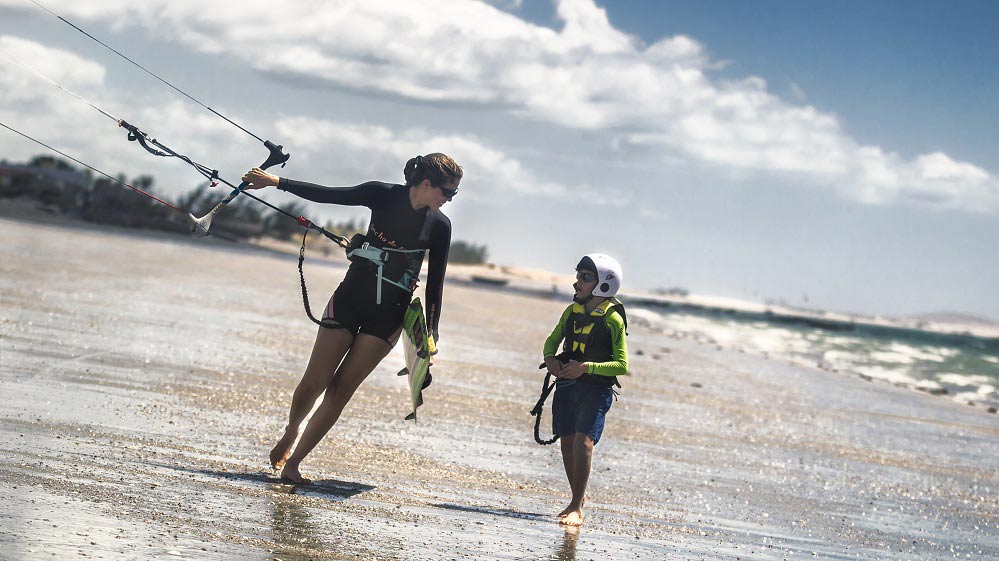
[269,430,297,470]
[559,509,583,527]
[279,462,312,485]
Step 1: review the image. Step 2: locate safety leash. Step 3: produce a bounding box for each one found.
[297,224,350,329]
[530,364,561,445]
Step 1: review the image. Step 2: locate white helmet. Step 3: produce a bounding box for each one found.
[576,253,623,297]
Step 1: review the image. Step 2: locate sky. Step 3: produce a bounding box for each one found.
[0,0,996,320]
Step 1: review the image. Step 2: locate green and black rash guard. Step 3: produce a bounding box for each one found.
[542,301,629,378]
[277,178,451,339]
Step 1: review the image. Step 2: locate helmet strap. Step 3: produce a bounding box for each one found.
[573,294,594,305]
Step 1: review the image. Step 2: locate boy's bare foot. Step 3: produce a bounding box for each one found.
[559,510,583,527]
[269,431,297,470]
[279,463,312,485]
[556,497,585,519]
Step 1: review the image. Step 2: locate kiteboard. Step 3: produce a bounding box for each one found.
[397,297,431,421]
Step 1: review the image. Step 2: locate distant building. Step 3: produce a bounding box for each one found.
[0,158,253,238]
[0,161,90,211]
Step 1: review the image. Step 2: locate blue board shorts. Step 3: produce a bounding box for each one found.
[551,379,614,444]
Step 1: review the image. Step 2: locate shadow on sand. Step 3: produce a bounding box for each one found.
[432,502,551,522]
[264,476,376,500]
[155,463,376,500]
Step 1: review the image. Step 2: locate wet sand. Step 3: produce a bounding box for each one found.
[1,214,997,560]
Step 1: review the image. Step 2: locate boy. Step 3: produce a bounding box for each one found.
[542,253,628,526]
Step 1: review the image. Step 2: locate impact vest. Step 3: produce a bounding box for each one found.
[561,298,628,386]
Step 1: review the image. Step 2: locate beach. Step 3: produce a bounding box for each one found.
[1,214,997,560]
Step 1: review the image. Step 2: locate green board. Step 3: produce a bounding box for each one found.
[397,297,430,421]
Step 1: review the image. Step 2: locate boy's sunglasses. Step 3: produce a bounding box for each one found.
[575,270,597,283]
[437,184,459,198]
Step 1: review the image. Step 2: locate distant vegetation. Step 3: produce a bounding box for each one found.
[0,156,348,241]
[449,240,488,264]
[652,286,689,297]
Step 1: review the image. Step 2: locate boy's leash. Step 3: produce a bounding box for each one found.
[530,353,571,445]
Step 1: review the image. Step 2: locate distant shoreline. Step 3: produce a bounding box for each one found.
[4,197,997,343]
[448,263,999,343]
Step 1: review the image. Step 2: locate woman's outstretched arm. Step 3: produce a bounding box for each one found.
[242,167,391,207]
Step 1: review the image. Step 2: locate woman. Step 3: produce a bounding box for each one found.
[242,153,462,483]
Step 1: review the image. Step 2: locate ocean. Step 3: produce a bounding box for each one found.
[627,302,999,412]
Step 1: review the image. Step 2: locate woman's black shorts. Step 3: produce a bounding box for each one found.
[321,267,409,342]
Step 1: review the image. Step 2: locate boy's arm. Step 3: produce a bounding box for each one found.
[586,311,628,377]
[543,305,572,358]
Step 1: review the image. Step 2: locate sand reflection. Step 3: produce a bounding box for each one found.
[548,526,579,561]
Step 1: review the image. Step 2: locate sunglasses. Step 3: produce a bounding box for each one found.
[437,184,459,198]
[575,270,597,283]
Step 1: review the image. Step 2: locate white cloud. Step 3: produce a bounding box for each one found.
[3,0,997,213]
[0,35,105,91]
[914,152,989,183]
[0,36,578,210]
[272,117,583,204]
[639,207,669,221]
[0,35,257,191]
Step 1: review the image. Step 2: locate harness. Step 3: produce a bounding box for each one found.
[345,234,426,305]
[530,299,628,445]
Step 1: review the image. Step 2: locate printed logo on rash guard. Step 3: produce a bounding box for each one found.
[370,228,406,249]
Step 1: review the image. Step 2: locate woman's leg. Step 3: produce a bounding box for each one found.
[280,332,396,483]
[270,326,355,469]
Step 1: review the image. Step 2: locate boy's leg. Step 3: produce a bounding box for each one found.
[556,433,577,518]
[559,433,576,482]
[560,433,594,527]
[552,382,580,518]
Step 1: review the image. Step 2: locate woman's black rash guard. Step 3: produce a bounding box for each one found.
[277,178,451,340]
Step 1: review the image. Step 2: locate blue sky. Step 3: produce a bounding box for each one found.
[1,0,996,319]
[591,1,999,165]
